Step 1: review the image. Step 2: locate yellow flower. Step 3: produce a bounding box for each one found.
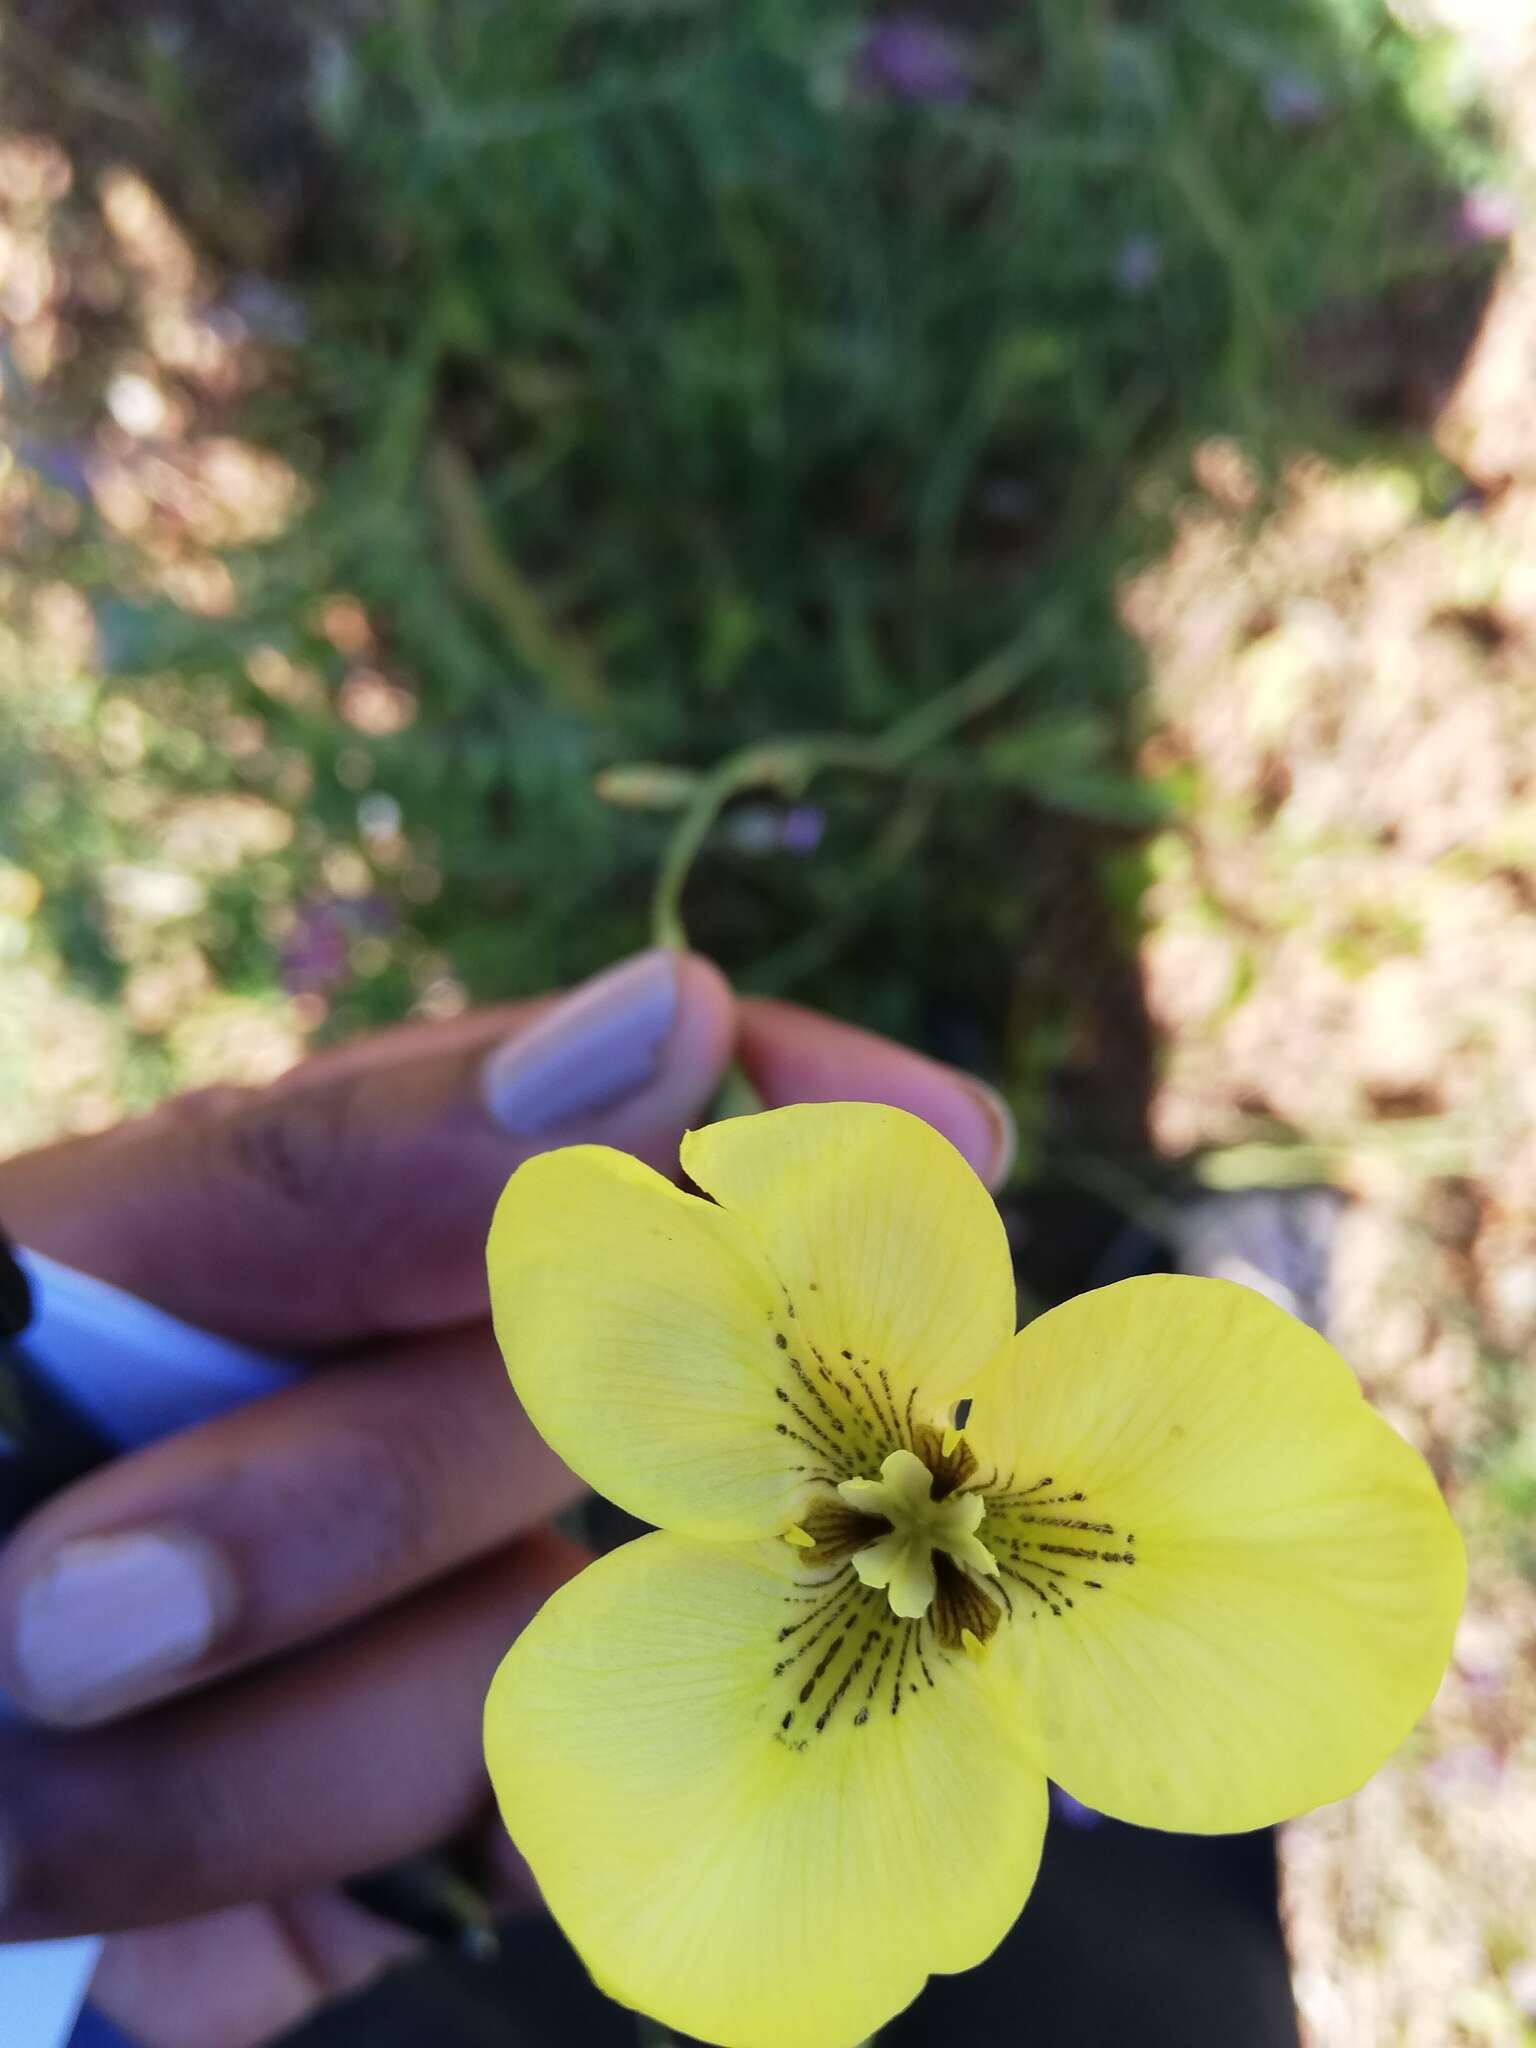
[483,1103,1463,2048]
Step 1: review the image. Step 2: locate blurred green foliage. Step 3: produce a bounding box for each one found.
[1,0,1501,1156]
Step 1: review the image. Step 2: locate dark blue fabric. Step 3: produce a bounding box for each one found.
[70,2007,138,2048]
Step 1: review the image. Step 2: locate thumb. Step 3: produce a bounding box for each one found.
[0,950,733,1349]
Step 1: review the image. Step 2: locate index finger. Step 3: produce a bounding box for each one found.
[0,953,733,1349]
[738,998,1016,1188]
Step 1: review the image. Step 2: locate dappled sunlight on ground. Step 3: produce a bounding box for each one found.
[1131,453,1536,2037]
[0,123,453,1139]
[1129,11,1536,2021]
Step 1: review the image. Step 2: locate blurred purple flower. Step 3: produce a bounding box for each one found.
[18,436,93,500]
[1113,234,1163,298]
[1263,69,1331,130]
[1049,1784,1105,1830]
[780,805,826,857]
[282,905,352,991]
[282,903,349,994]
[281,892,393,994]
[725,804,827,858]
[1456,186,1518,246]
[854,15,971,105]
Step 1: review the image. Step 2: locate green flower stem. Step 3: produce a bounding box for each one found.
[652,742,823,952]
[430,438,610,714]
[649,603,1077,952]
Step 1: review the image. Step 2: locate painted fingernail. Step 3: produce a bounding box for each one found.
[965,1078,1017,1188]
[15,1529,232,1724]
[481,949,679,1136]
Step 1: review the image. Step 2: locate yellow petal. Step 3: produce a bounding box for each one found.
[967,1274,1465,1833]
[487,1145,809,1539]
[485,1531,1048,2048]
[681,1103,1016,1419]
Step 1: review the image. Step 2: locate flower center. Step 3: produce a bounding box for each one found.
[836,1447,999,1622]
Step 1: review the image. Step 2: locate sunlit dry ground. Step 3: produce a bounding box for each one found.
[2,10,1535,2047]
[1131,447,1536,2045]
[1131,11,1536,2034]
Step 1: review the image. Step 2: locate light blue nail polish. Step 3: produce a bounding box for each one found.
[481,950,679,1136]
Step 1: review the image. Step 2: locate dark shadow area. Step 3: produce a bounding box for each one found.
[283,1821,1295,2048]
[892,1823,1298,2048]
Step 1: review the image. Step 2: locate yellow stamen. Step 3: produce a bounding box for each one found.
[783,1524,816,1549]
[942,1426,964,1459]
[960,1627,988,1658]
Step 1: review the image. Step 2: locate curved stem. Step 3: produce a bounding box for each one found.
[650,604,1075,951]
[651,742,813,949]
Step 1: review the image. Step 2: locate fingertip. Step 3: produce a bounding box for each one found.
[964,1075,1018,1191]
[561,948,734,1169]
[736,997,1016,1189]
[669,951,735,1079]
[514,1524,593,1600]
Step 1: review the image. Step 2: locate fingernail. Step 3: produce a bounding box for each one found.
[15,1530,232,1723]
[482,950,679,1136]
[966,1078,1017,1189]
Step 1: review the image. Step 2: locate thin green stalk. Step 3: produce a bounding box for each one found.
[651,743,819,951]
[430,438,610,714]
[650,604,1079,951]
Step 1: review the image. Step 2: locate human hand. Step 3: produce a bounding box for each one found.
[0,951,1013,2048]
